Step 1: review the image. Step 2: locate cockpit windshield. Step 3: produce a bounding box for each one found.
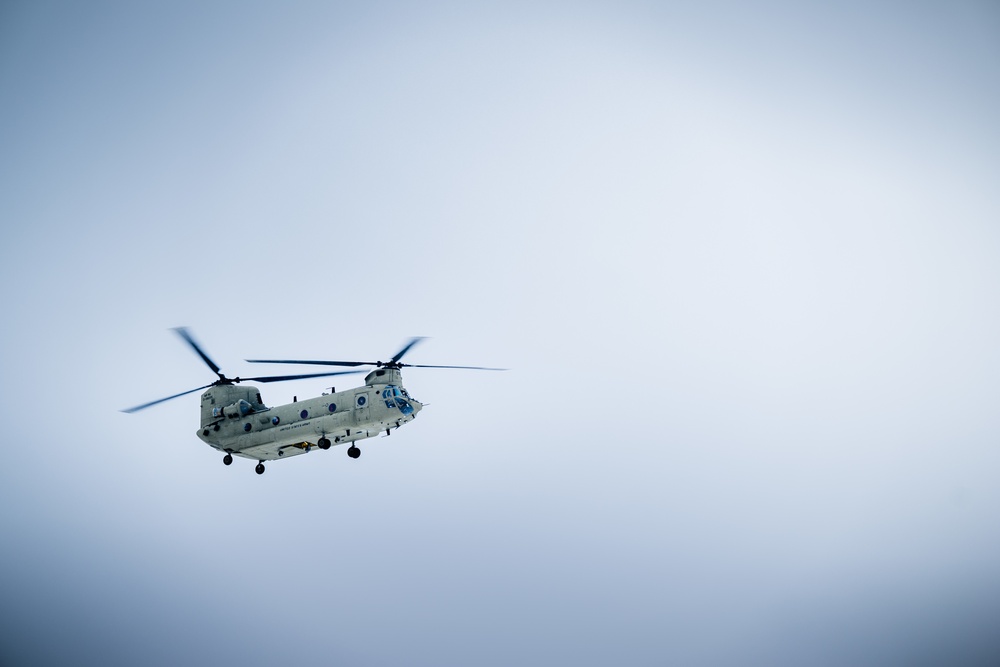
[382,385,414,415]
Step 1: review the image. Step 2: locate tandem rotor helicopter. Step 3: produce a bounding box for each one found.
[123,328,504,474]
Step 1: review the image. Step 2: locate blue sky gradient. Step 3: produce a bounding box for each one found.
[2,2,999,665]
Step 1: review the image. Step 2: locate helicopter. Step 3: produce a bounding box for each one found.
[123,328,504,474]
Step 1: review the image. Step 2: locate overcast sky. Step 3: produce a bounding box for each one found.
[2,1,999,665]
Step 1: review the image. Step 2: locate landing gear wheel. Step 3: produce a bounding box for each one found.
[347,445,361,459]
[318,437,331,450]
[223,454,233,466]
[255,462,265,475]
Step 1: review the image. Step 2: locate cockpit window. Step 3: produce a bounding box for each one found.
[383,385,413,413]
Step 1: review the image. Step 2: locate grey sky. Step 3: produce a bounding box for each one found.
[2,1,999,665]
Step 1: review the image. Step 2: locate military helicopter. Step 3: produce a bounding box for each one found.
[123,328,504,474]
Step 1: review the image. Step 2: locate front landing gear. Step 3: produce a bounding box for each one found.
[223,453,233,466]
[347,445,361,459]
[255,462,265,475]
[318,437,331,450]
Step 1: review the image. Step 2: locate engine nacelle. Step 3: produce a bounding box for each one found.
[200,385,266,428]
[219,399,254,419]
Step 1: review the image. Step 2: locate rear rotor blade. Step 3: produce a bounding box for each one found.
[245,359,374,367]
[174,327,222,375]
[244,370,366,383]
[247,337,503,372]
[121,383,214,413]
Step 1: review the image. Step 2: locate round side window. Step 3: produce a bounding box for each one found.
[244,423,252,432]
[271,416,280,425]
[328,403,336,413]
[357,395,367,407]
[300,409,309,419]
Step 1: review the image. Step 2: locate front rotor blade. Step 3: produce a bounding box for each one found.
[402,363,507,371]
[390,337,426,364]
[245,359,374,367]
[244,370,366,383]
[121,383,214,413]
[173,327,222,375]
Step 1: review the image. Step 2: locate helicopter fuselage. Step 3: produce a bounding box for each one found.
[123,328,502,474]
[196,368,422,462]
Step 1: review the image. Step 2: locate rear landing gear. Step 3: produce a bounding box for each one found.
[223,453,233,466]
[318,437,331,450]
[255,462,265,475]
[347,445,361,459]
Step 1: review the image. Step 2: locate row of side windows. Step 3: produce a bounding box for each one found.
[239,395,371,430]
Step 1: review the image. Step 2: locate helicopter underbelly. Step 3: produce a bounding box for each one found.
[209,408,416,462]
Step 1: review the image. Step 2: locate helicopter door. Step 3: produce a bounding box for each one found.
[354,391,371,425]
